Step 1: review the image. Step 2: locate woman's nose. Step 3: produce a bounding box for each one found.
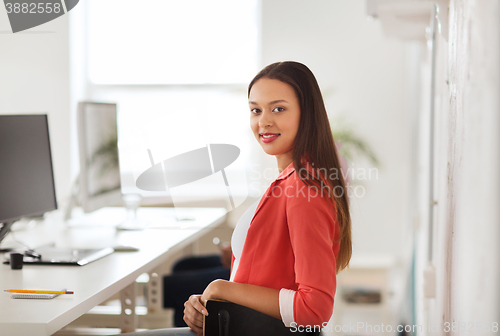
[258,111,273,128]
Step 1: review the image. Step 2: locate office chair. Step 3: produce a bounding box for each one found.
[203,300,320,336]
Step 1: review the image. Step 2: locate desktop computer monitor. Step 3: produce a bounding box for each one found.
[0,115,57,245]
[77,102,122,213]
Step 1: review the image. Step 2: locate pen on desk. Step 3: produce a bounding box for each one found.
[4,289,74,294]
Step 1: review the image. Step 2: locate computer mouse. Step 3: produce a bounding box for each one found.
[113,245,140,252]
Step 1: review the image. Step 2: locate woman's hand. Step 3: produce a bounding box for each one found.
[183,294,208,336]
[201,279,226,303]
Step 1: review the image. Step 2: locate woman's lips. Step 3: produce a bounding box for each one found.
[260,134,280,143]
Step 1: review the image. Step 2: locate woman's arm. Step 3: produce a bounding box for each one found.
[201,279,281,319]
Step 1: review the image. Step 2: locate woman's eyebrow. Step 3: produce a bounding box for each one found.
[248,99,289,105]
[268,99,289,105]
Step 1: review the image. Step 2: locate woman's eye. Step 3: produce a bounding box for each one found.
[272,107,285,112]
[251,108,261,114]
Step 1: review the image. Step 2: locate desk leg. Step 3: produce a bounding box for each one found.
[120,282,138,333]
[147,272,162,314]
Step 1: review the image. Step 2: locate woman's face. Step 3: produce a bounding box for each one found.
[249,77,301,165]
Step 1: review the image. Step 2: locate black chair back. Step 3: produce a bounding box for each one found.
[203,300,321,336]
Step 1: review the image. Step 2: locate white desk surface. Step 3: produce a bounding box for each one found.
[0,207,227,336]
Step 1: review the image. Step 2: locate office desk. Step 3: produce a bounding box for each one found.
[0,207,227,336]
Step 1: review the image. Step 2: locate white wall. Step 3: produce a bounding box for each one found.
[415,0,500,332]
[259,0,412,259]
[0,11,71,205]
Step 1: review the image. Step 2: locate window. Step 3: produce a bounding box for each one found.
[87,0,259,84]
[79,0,260,205]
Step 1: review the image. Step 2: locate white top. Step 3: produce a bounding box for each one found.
[229,200,296,326]
[230,200,259,282]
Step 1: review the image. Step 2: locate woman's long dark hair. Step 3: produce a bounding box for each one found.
[248,61,352,273]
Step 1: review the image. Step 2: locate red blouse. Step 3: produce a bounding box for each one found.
[231,162,340,326]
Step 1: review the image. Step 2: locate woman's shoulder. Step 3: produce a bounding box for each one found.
[282,162,330,189]
[282,169,335,209]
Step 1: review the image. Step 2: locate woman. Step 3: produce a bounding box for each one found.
[121,61,351,336]
[183,61,352,335]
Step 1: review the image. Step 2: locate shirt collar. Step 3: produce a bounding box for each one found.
[276,161,295,180]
